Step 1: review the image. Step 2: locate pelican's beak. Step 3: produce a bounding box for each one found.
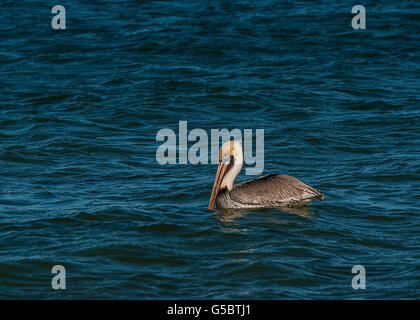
[208,160,228,211]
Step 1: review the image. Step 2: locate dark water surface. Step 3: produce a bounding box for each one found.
[0,1,419,299]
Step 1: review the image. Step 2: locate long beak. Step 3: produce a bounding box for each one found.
[208,160,228,211]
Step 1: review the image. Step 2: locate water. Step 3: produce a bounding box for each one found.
[0,0,419,299]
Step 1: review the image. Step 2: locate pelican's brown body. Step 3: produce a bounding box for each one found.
[215,174,324,209]
[208,141,324,210]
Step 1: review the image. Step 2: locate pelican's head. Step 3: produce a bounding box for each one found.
[208,140,243,210]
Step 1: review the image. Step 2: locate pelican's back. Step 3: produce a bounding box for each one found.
[229,174,324,207]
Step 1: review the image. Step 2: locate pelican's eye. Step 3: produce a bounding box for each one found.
[221,153,230,164]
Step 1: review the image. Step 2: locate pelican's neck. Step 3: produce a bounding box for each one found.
[221,143,243,191]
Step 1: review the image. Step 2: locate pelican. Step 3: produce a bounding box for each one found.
[208,140,324,210]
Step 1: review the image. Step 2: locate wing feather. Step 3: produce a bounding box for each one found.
[230,174,323,207]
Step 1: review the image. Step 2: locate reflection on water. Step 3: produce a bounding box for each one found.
[277,206,315,218]
[214,205,317,232]
[214,208,250,233]
[215,208,250,222]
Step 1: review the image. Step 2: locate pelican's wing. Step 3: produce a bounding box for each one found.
[230,174,324,207]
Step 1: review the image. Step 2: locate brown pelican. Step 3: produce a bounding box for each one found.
[208,140,324,210]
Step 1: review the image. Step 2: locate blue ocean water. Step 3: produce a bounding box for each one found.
[0,0,419,299]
